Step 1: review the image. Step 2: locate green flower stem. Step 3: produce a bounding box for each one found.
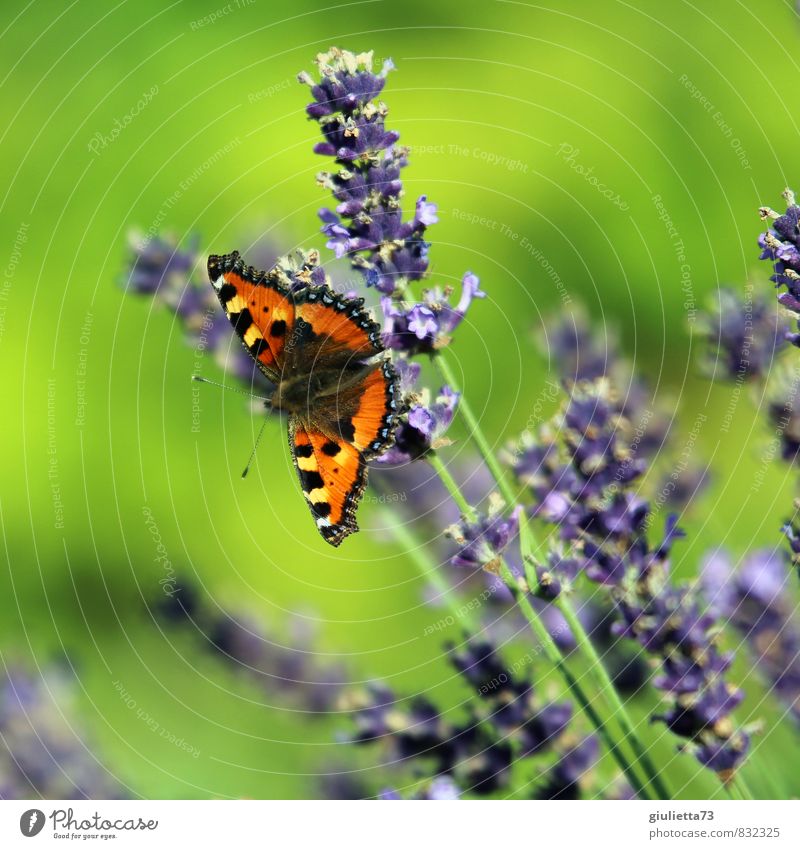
[432,353,536,567]
[426,451,654,799]
[431,351,671,798]
[729,774,755,801]
[723,783,741,801]
[497,559,652,800]
[426,452,476,521]
[743,749,781,799]
[557,595,673,800]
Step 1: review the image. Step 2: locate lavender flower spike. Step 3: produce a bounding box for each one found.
[758,188,800,344]
[303,48,485,356]
[300,48,433,296]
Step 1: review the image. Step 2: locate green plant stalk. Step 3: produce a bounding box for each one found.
[743,748,781,799]
[729,774,755,801]
[431,352,670,798]
[426,451,655,799]
[557,594,673,799]
[431,353,536,565]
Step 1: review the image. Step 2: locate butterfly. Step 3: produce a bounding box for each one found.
[207,251,401,546]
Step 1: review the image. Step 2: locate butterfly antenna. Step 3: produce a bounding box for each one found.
[191,375,271,403]
[241,415,270,479]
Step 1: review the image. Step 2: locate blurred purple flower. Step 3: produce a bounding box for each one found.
[697,286,788,381]
[124,232,199,296]
[378,776,460,800]
[153,578,344,714]
[534,736,600,800]
[538,306,619,383]
[766,364,800,464]
[341,638,601,798]
[1,667,124,799]
[702,548,800,726]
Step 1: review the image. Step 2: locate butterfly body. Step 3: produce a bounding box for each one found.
[207,251,401,546]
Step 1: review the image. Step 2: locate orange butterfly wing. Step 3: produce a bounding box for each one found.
[337,360,402,458]
[290,418,367,547]
[208,252,295,381]
[293,288,383,364]
[289,361,401,546]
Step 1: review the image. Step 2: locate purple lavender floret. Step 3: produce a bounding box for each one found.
[446,500,522,571]
[376,359,459,463]
[702,548,800,726]
[534,736,600,800]
[380,272,486,353]
[758,189,800,343]
[534,548,582,600]
[697,287,788,381]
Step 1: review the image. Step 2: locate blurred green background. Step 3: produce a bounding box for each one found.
[2,0,799,798]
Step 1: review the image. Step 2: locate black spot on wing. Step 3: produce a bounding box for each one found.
[270,319,287,337]
[294,443,314,459]
[231,308,253,333]
[311,501,332,518]
[218,282,237,303]
[321,440,342,456]
[299,469,324,492]
[249,338,270,358]
[336,418,355,442]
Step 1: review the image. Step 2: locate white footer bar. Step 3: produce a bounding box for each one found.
[0,800,797,848]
